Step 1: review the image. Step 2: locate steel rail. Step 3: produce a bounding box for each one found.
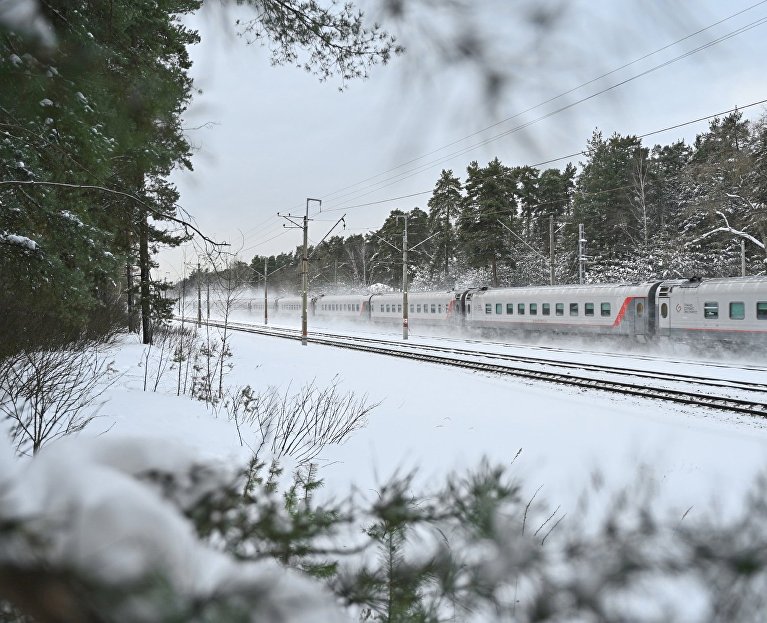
[224,320,767,395]
[203,320,767,417]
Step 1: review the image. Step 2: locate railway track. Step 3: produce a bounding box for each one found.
[201,319,767,418]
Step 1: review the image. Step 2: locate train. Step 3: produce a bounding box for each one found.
[247,276,767,345]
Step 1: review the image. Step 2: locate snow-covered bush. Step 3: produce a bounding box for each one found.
[0,340,117,456]
[221,377,378,464]
[4,434,767,622]
[0,436,347,623]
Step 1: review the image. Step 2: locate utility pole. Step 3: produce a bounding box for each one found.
[549,216,555,286]
[197,259,202,326]
[301,202,310,345]
[578,223,586,285]
[279,198,321,346]
[264,256,268,325]
[206,271,210,321]
[397,214,409,340]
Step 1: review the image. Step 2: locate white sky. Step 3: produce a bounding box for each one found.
[161,0,767,280]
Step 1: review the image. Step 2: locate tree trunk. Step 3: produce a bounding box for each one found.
[139,208,152,344]
[445,209,450,278]
[125,228,137,333]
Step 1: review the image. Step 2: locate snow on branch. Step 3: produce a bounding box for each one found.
[0,231,38,252]
[688,209,765,251]
[0,435,346,622]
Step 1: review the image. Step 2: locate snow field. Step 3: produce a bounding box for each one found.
[94,320,767,524]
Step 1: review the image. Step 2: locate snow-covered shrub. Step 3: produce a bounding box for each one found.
[0,340,117,456]
[221,377,378,464]
[4,433,767,622]
[0,436,347,623]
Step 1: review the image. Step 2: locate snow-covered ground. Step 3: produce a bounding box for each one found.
[91,315,767,522]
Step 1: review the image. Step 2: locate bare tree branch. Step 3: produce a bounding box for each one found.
[0,180,227,247]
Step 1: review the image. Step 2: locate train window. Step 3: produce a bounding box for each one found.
[429,304,434,313]
[729,302,745,320]
[380,305,384,312]
[409,304,413,313]
[542,303,550,316]
[637,303,644,317]
[357,304,361,311]
[506,303,514,314]
[570,303,578,316]
[660,303,668,319]
[417,304,422,313]
[556,303,564,316]
[585,303,594,316]
[496,303,503,314]
[438,304,442,313]
[703,302,718,319]
[517,303,525,315]
[601,302,611,317]
[757,302,767,319]
[398,305,402,313]
[485,304,492,314]
[530,303,538,315]
[467,304,471,314]
[385,304,390,313]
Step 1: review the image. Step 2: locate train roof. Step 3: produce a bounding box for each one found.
[469,282,655,296]
[659,276,767,293]
[314,293,371,301]
[370,290,455,301]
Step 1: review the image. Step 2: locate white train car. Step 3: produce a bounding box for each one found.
[465,283,653,337]
[274,296,303,315]
[657,276,767,343]
[314,294,370,321]
[369,291,456,327]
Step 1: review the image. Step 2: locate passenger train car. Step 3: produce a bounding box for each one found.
[259,276,767,345]
[653,277,767,342]
[463,283,651,337]
[369,291,456,326]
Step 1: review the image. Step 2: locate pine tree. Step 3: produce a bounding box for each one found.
[457,158,517,286]
[572,130,643,261]
[426,169,463,280]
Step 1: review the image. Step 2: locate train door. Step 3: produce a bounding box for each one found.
[656,285,672,337]
[633,297,648,335]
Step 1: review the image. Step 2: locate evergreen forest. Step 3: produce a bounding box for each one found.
[242,111,767,297]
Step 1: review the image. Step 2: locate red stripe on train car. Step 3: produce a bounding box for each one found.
[612,297,635,328]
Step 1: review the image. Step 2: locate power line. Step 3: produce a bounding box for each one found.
[240,96,767,258]
[311,0,767,206]
[318,14,767,212]
[321,97,767,214]
[239,11,767,255]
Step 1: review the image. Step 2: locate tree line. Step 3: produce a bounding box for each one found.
[246,109,767,296]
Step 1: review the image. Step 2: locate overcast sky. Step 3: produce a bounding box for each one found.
[161,0,767,280]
